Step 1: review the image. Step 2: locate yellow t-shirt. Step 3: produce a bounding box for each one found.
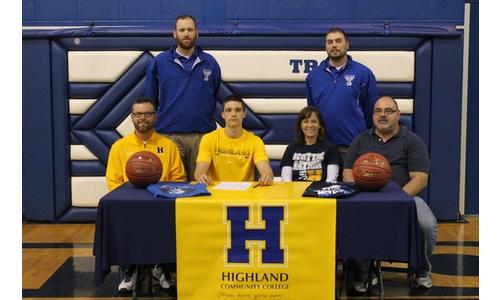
[197,128,269,181]
[106,132,186,191]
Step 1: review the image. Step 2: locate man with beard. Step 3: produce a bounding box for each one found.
[343,96,438,292]
[106,98,186,191]
[106,98,186,292]
[145,15,221,182]
[306,27,378,159]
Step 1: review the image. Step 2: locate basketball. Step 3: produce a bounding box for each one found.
[125,151,163,188]
[352,152,392,191]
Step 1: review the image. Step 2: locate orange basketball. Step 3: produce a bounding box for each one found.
[125,151,163,188]
[352,152,392,191]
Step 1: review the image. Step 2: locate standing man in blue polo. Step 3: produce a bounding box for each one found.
[145,15,221,181]
[306,27,378,158]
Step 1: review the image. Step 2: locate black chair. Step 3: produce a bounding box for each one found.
[336,259,384,300]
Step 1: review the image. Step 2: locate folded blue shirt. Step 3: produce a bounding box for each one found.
[147,182,211,199]
[302,182,360,198]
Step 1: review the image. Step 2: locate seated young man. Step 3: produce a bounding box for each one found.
[106,97,186,292]
[194,94,274,185]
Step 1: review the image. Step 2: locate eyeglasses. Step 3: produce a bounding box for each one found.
[373,108,399,115]
[132,112,155,118]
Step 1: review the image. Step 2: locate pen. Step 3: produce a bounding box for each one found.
[252,183,260,188]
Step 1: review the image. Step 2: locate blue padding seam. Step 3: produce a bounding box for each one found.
[71,161,106,176]
[55,36,424,51]
[57,207,98,222]
[226,82,413,98]
[23,21,461,38]
[69,83,111,98]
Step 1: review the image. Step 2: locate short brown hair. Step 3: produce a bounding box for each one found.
[174,15,197,30]
[326,27,349,42]
[132,97,156,111]
[222,94,245,111]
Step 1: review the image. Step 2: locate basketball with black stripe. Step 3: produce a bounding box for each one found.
[126,151,163,188]
[352,152,392,191]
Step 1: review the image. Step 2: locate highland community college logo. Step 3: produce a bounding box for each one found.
[223,204,288,267]
[220,204,290,292]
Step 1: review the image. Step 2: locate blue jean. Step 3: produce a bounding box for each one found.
[413,196,438,277]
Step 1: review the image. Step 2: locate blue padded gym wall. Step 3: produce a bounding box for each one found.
[23,0,464,26]
[22,40,55,220]
[22,0,477,221]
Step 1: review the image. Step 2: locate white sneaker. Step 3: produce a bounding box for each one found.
[118,270,137,292]
[352,275,378,293]
[152,265,171,289]
[413,275,432,288]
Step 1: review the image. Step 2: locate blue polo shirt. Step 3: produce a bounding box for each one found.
[306,55,378,146]
[145,46,221,134]
[174,48,198,71]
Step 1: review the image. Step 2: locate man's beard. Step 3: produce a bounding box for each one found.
[134,122,154,133]
[328,50,346,61]
[176,36,196,50]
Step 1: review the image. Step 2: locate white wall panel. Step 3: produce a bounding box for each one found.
[70,145,98,160]
[69,99,96,114]
[396,99,414,114]
[71,177,108,207]
[245,98,307,113]
[265,144,288,160]
[206,50,414,82]
[68,51,142,82]
[244,98,413,114]
[116,116,134,137]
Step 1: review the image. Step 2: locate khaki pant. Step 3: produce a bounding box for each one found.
[161,133,205,182]
[338,146,349,181]
[338,146,349,164]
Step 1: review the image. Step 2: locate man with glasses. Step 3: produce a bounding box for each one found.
[145,15,221,182]
[106,97,186,292]
[306,27,378,158]
[343,96,438,292]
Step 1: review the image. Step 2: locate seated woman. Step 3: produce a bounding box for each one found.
[280,106,341,182]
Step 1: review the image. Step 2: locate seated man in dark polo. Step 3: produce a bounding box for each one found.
[343,96,438,292]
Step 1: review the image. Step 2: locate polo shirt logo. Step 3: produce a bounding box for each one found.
[345,74,355,86]
[202,68,212,81]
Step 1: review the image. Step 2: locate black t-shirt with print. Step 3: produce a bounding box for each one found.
[280,140,340,181]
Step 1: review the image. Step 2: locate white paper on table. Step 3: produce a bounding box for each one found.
[213,182,254,190]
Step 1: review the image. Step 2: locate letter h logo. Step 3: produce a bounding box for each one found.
[224,204,287,267]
